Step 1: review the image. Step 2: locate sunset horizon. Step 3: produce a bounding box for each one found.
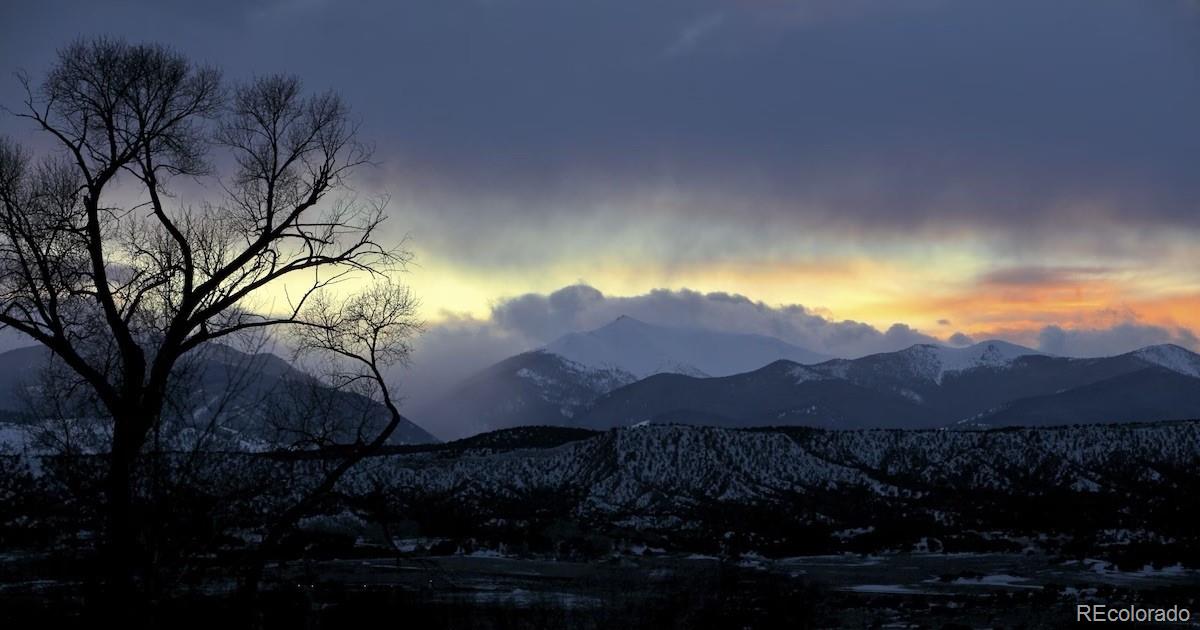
[3,2,1199,625]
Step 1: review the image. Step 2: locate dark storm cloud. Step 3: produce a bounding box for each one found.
[3,0,1199,252]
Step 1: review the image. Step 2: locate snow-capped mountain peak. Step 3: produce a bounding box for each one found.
[896,340,1041,384]
[936,340,1041,370]
[1131,344,1200,378]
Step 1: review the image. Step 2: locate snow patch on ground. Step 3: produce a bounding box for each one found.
[839,584,934,594]
[789,365,828,385]
[950,574,1040,589]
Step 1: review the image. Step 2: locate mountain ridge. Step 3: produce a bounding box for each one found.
[414,321,1200,437]
[0,343,438,445]
[414,316,831,438]
[574,340,1200,431]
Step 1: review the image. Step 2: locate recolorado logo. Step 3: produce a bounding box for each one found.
[1077,604,1191,624]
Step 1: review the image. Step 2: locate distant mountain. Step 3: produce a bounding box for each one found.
[0,344,438,445]
[409,350,636,439]
[577,360,931,430]
[575,341,1200,430]
[545,315,829,378]
[412,316,829,438]
[970,367,1200,427]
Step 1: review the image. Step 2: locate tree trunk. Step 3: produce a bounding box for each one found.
[104,409,154,625]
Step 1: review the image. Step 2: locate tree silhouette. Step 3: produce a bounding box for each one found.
[0,37,416,612]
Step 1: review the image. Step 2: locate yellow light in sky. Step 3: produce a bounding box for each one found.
[257,234,1200,346]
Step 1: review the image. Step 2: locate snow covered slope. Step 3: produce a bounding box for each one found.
[896,340,1042,384]
[1131,344,1200,378]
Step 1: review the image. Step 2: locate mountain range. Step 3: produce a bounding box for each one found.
[4,316,1200,442]
[413,317,1200,436]
[412,316,829,438]
[0,343,438,446]
[577,340,1200,430]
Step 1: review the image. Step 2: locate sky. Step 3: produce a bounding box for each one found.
[2,0,1200,405]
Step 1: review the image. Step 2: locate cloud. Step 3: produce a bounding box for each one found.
[6,0,1200,284]
[489,284,607,342]
[976,266,1115,286]
[1036,323,1199,357]
[948,332,975,346]
[487,284,942,358]
[12,0,1185,271]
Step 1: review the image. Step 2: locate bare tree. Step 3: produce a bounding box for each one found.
[240,280,419,595]
[0,38,416,607]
